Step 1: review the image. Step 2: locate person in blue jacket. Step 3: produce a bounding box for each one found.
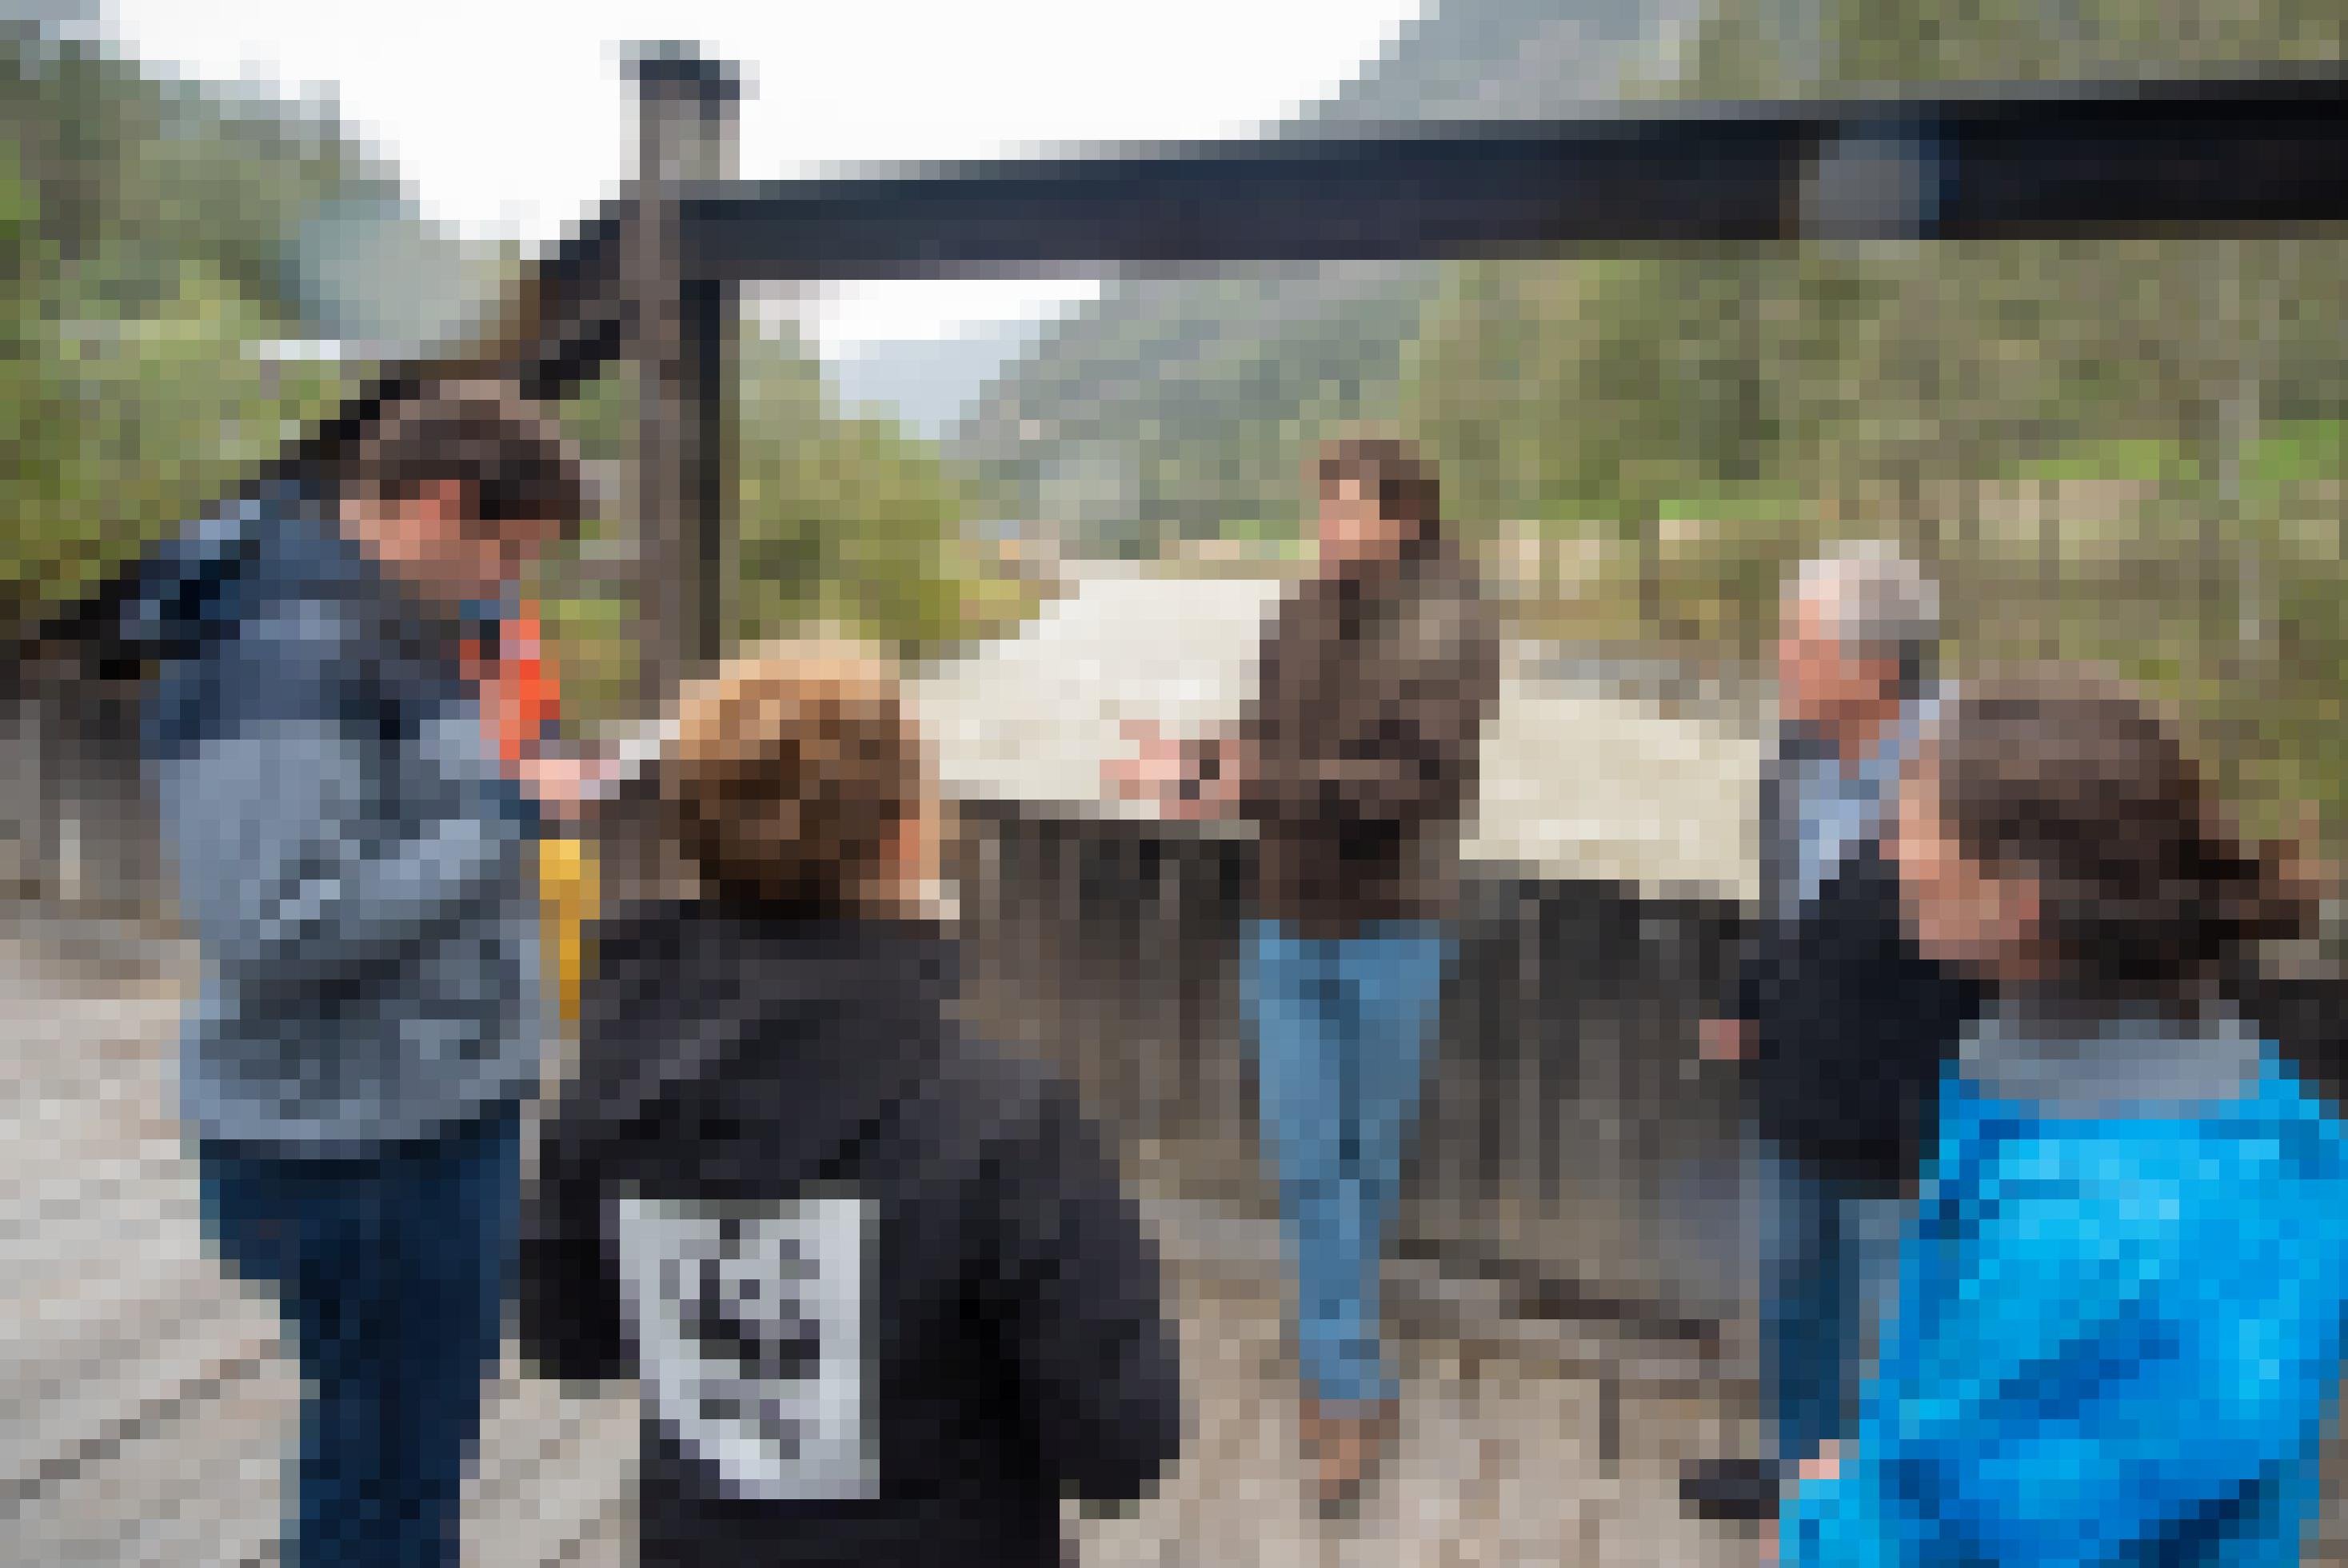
[142,380,591,1568]
[1783,667,2348,1567]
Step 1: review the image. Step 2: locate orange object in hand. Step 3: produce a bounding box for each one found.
[474,602,564,771]
[461,600,596,1030]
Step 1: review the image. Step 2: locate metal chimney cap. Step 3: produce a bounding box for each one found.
[621,42,746,102]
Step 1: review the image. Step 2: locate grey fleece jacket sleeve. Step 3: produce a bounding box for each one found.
[155,611,525,1001]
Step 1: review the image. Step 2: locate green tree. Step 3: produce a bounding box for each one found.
[735,329,997,653]
[0,25,385,632]
[539,328,1029,724]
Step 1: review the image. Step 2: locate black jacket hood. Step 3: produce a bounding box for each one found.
[570,899,961,1180]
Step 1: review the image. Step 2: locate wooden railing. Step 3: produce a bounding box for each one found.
[946,798,1757,1327]
[16,662,2343,1332]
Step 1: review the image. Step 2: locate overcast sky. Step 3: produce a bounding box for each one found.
[100,0,1432,355]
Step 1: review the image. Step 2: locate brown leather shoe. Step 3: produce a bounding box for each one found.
[1300,1395,1399,1515]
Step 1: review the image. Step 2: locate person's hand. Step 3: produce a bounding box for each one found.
[1796,1442,1842,1486]
[516,755,586,822]
[1699,1017,1755,1063]
[1103,720,1189,811]
[516,752,615,824]
[1762,1441,1840,1565]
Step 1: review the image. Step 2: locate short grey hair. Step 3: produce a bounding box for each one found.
[1788,540,1942,695]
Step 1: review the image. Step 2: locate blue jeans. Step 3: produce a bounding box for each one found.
[1747,1134,1905,1465]
[201,1105,521,1568]
[1243,919,1453,1410]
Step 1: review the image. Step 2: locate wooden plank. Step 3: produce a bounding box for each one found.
[625,45,741,707]
[673,69,2348,282]
[5,1355,293,1568]
[445,66,2348,398]
[461,1357,640,1568]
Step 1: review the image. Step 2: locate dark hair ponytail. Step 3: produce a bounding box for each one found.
[2187,797,2319,960]
[1938,667,2318,1008]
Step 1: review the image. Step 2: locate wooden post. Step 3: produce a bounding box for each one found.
[625,42,741,709]
[602,43,742,908]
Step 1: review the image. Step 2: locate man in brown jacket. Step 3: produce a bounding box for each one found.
[1110,437,1500,1510]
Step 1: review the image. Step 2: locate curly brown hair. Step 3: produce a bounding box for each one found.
[660,643,929,914]
[1935,667,2317,1007]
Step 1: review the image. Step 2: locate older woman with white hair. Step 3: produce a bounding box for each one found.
[1683,540,1988,1526]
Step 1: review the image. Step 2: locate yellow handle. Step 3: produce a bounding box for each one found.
[536,833,600,1028]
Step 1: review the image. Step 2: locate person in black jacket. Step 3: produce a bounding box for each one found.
[519,644,1184,1568]
[1681,543,1985,1524]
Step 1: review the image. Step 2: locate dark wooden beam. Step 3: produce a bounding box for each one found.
[1927,74,2348,237]
[668,67,2347,281]
[683,114,1802,280]
[486,66,2348,396]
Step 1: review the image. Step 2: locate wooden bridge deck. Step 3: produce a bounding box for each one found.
[4,910,2344,1566]
[1,914,1770,1566]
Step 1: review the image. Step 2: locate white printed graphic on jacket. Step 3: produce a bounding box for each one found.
[617,1192,877,1502]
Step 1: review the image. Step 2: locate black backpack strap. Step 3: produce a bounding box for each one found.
[111,494,273,669]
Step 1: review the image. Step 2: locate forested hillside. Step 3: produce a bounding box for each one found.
[957,0,2348,845]
[952,0,1704,555]
[2,13,1026,692]
[956,264,1431,558]
[544,333,1028,721]
[958,0,2347,554]
[0,13,389,626]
